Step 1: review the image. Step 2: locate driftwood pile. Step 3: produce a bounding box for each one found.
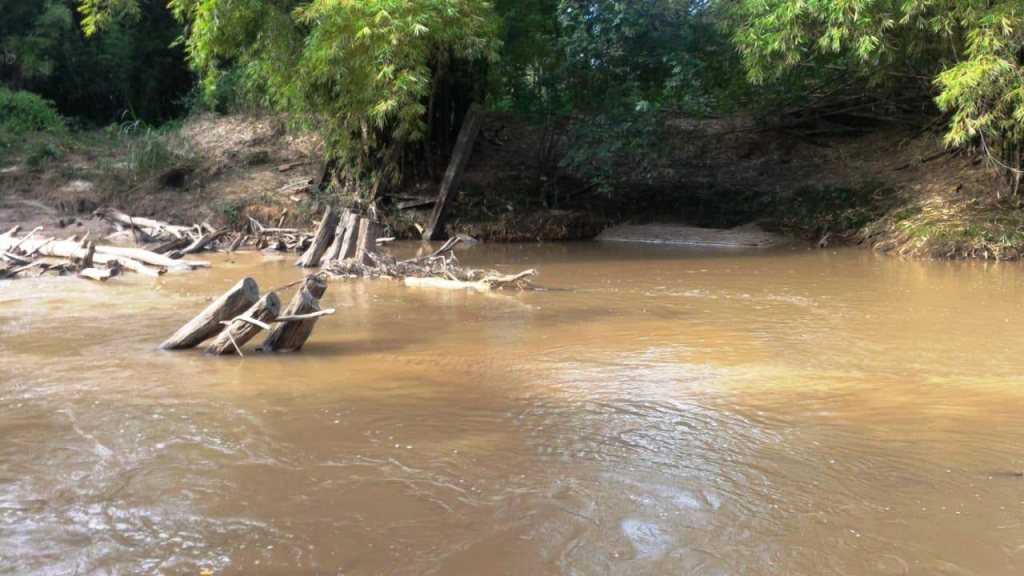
[0,224,210,281]
[295,207,536,291]
[160,275,335,356]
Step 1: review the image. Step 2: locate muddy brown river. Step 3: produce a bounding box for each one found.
[1,242,1022,575]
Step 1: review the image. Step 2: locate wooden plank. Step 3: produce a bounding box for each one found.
[422,105,485,241]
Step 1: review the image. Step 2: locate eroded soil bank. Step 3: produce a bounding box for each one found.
[1,112,1015,257]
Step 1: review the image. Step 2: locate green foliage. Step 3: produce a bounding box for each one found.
[725,0,1024,173]
[0,88,66,133]
[155,0,499,173]
[2,0,191,125]
[561,111,666,196]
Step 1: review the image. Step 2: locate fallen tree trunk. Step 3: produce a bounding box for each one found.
[259,275,328,352]
[94,245,210,269]
[205,291,282,356]
[0,235,93,261]
[403,269,536,291]
[296,207,340,267]
[94,208,193,239]
[181,229,230,255]
[160,277,261,350]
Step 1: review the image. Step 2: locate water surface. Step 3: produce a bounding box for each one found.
[1,243,1022,574]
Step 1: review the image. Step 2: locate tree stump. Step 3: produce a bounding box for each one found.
[259,275,328,352]
[357,218,381,266]
[324,209,352,263]
[205,291,282,356]
[296,207,340,267]
[337,213,362,261]
[160,277,260,350]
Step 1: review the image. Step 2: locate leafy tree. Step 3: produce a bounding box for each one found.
[1,0,191,124]
[725,0,1024,174]
[82,0,499,187]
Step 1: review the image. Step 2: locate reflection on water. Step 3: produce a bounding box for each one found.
[1,243,1023,574]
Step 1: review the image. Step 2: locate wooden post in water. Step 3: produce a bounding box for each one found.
[422,105,485,241]
[160,277,260,350]
[205,291,282,356]
[324,209,352,263]
[337,212,362,261]
[357,218,382,266]
[259,275,328,352]
[296,207,340,267]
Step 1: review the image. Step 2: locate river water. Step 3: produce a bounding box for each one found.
[1,242,1022,575]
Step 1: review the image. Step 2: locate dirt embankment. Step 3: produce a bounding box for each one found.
[1,112,1014,257]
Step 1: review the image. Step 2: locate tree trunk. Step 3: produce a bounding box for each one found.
[259,275,327,352]
[296,207,340,267]
[423,105,485,241]
[160,277,261,350]
[205,291,282,356]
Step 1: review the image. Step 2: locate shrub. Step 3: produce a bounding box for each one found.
[0,89,66,134]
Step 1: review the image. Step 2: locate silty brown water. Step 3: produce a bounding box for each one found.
[1,242,1022,574]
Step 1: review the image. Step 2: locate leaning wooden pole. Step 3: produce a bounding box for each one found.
[160,277,260,350]
[205,291,282,356]
[296,207,340,267]
[423,105,485,241]
[259,275,328,352]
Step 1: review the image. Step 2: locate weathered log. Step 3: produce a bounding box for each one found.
[226,233,245,253]
[403,269,536,291]
[336,213,361,261]
[357,218,382,266]
[205,291,282,356]
[151,236,191,256]
[423,105,485,240]
[324,209,352,263]
[259,275,327,352]
[98,256,165,277]
[160,277,261,350]
[78,265,120,282]
[94,246,210,269]
[296,207,340,267]
[0,235,93,261]
[181,229,230,255]
[94,208,192,239]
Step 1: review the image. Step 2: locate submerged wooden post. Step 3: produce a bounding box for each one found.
[205,291,282,356]
[296,207,340,267]
[423,105,485,241]
[160,277,260,350]
[259,275,328,352]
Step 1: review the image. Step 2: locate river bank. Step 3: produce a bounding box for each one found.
[1,112,1017,258]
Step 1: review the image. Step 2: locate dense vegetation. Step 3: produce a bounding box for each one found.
[4,1,1024,254]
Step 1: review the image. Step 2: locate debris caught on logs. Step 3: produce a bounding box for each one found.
[322,231,537,291]
[160,274,336,356]
[0,227,211,281]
